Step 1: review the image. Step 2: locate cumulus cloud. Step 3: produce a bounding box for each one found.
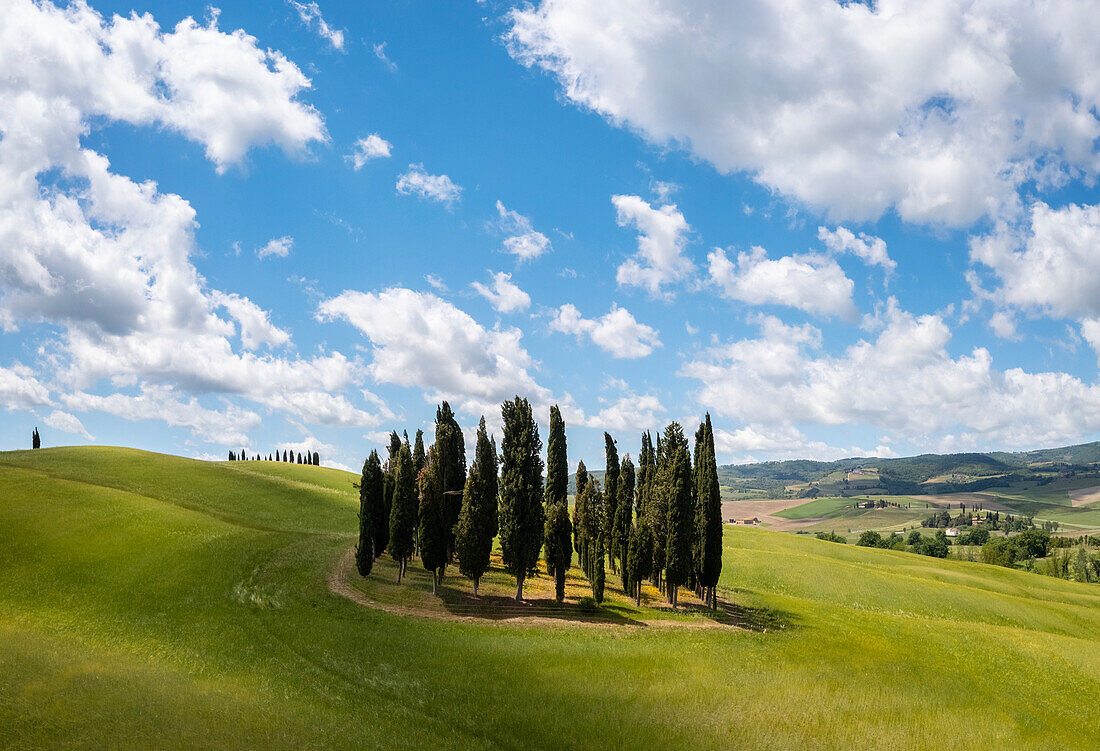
[681,301,1100,451]
[318,287,551,417]
[44,409,93,440]
[707,246,857,320]
[256,236,293,259]
[579,391,666,433]
[549,304,661,359]
[396,164,462,205]
[288,1,344,50]
[347,134,392,169]
[0,1,382,444]
[495,201,551,262]
[507,0,1100,225]
[612,195,692,297]
[818,226,896,276]
[712,424,897,464]
[471,272,531,313]
[0,364,52,410]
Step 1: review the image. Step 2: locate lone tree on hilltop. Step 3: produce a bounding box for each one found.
[388,442,417,582]
[32,427,40,449]
[455,417,499,595]
[498,396,544,601]
[543,405,573,601]
[356,450,384,574]
[418,454,447,595]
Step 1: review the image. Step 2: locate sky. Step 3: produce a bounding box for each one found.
[3,0,1100,472]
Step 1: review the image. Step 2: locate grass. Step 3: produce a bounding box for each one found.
[2,447,1099,749]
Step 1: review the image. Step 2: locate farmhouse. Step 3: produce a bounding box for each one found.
[946,527,960,537]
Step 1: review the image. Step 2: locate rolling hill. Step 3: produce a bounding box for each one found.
[2,447,1099,749]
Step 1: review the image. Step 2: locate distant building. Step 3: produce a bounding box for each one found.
[971,517,984,525]
[946,527,960,537]
[739,518,760,525]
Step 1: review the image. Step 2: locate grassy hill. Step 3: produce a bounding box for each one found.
[2,447,1099,749]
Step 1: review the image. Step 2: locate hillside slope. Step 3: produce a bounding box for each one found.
[1,447,1098,750]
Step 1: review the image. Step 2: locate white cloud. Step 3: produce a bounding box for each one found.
[288,1,345,51]
[971,202,1100,320]
[396,164,462,205]
[471,272,531,313]
[712,424,898,464]
[707,246,857,320]
[256,236,293,259]
[0,364,52,410]
[506,0,1100,225]
[318,287,551,416]
[45,409,93,440]
[347,134,392,169]
[549,303,661,359]
[0,2,383,444]
[579,391,666,433]
[681,300,1100,451]
[495,201,551,262]
[818,226,896,276]
[373,42,397,71]
[64,385,260,445]
[612,195,692,297]
[988,311,1019,341]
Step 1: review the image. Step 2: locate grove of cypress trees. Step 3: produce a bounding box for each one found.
[697,413,723,609]
[573,459,588,555]
[388,443,416,582]
[435,402,466,561]
[498,396,544,601]
[418,455,447,595]
[613,455,635,584]
[456,417,499,595]
[356,453,382,576]
[543,405,572,601]
[661,422,693,607]
[603,433,620,571]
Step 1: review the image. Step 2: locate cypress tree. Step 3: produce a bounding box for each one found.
[573,459,588,555]
[591,484,606,604]
[456,417,498,595]
[543,405,572,601]
[418,454,447,595]
[577,480,604,596]
[312,451,319,466]
[228,451,234,461]
[697,413,723,609]
[613,455,635,584]
[661,422,693,607]
[636,431,653,520]
[356,452,383,576]
[412,430,426,474]
[388,443,416,582]
[689,421,707,595]
[603,433,620,571]
[32,427,41,449]
[626,521,654,605]
[648,435,668,588]
[382,431,401,545]
[434,402,466,562]
[498,396,544,601]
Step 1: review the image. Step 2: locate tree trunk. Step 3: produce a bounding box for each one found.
[473,577,480,597]
[555,568,566,602]
[635,581,641,607]
[432,569,438,596]
[515,575,524,601]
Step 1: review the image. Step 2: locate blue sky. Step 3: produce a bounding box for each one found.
[3,0,1100,471]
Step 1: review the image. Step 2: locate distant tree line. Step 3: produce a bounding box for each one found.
[227,449,320,465]
[354,396,725,609]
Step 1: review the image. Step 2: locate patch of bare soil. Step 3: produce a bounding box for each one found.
[327,548,754,631]
[907,493,1017,512]
[721,498,824,531]
[1068,485,1100,508]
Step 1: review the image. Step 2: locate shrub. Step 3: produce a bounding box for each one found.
[815,531,846,544]
[577,596,599,613]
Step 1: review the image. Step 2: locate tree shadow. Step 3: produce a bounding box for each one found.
[436,585,646,626]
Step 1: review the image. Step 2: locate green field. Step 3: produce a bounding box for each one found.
[3,447,1099,749]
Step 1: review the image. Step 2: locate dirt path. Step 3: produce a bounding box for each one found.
[1068,486,1100,508]
[327,547,740,631]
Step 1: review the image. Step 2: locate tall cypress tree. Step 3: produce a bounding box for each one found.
[382,431,401,545]
[661,422,693,607]
[455,417,498,595]
[543,405,572,601]
[591,483,606,604]
[648,434,669,588]
[388,443,416,582]
[435,402,466,561]
[636,431,653,521]
[32,427,41,449]
[603,433,620,572]
[418,454,447,595]
[626,521,654,605]
[312,451,320,466]
[577,480,604,595]
[698,413,723,609]
[689,421,707,594]
[573,459,588,555]
[412,430,426,474]
[613,455,635,585]
[359,450,386,559]
[356,452,383,576]
[498,396,544,600]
